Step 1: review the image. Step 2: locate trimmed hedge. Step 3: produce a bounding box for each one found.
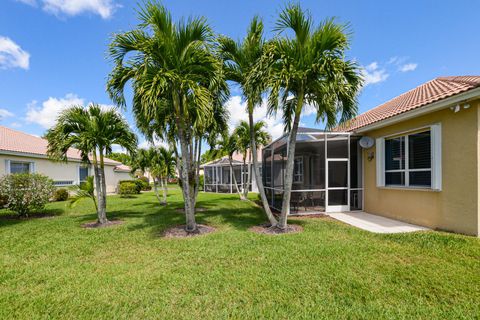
[53,188,69,202]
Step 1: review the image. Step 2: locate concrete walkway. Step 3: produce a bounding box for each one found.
[326,212,430,234]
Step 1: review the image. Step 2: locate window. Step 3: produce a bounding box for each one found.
[79,166,89,183]
[293,157,303,183]
[376,124,441,190]
[8,161,33,174]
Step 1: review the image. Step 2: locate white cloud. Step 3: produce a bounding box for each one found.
[225,96,286,140]
[9,122,22,128]
[399,63,418,72]
[361,62,389,86]
[26,93,84,128]
[0,36,30,70]
[225,95,321,140]
[0,109,14,120]
[17,0,119,19]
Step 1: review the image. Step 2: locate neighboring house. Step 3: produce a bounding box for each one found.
[0,126,133,193]
[202,149,261,193]
[263,76,480,236]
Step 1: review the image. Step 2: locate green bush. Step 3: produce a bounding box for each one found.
[198,174,204,191]
[53,188,69,201]
[118,180,141,194]
[136,177,151,191]
[118,181,139,197]
[0,173,55,216]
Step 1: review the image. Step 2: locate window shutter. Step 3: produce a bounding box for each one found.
[29,162,35,173]
[431,123,442,190]
[5,160,10,174]
[376,138,385,187]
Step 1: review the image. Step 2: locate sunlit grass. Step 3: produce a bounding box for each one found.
[0,187,479,319]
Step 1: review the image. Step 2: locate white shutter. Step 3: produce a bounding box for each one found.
[29,162,35,173]
[376,138,385,187]
[431,123,442,190]
[5,160,10,174]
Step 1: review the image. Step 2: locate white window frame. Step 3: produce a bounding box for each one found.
[293,156,304,184]
[5,159,35,174]
[376,123,442,190]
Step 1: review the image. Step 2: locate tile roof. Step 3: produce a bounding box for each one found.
[114,164,132,172]
[339,76,480,131]
[0,126,121,166]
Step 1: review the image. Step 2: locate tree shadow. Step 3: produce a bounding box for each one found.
[0,208,64,227]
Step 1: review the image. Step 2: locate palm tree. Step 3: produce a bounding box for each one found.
[46,104,137,225]
[263,4,362,229]
[219,17,278,226]
[234,120,271,199]
[212,132,244,200]
[156,147,176,204]
[107,1,226,232]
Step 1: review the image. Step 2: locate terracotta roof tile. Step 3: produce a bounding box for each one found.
[0,126,120,165]
[338,76,480,131]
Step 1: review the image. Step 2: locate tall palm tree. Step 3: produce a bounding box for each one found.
[234,120,271,199]
[219,17,278,226]
[46,104,137,224]
[263,4,362,229]
[212,132,244,200]
[107,1,226,232]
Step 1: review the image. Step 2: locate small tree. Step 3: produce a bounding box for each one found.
[69,176,97,211]
[0,173,55,217]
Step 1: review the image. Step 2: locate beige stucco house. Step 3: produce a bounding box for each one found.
[262,76,480,236]
[0,126,133,193]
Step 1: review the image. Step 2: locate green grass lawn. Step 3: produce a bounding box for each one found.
[0,188,479,319]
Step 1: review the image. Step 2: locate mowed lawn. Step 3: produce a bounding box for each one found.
[0,187,479,319]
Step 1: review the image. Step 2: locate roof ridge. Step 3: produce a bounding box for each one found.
[436,76,480,87]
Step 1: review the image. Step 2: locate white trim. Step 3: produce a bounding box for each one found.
[354,87,480,133]
[376,138,385,187]
[431,123,442,190]
[0,150,120,167]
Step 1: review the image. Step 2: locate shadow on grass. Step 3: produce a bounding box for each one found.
[0,208,64,227]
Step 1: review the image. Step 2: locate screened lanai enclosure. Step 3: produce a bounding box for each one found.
[262,129,363,214]
[203,157,257,193]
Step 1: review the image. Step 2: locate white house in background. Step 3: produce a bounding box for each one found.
[0,126,133,193]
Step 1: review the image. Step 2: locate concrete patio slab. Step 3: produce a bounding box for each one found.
[326,212,430,234]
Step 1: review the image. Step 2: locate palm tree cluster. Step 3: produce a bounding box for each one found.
[210,120,271,201]
[103,1,362,231]
[45,104,137,225]
[131,146,176,205]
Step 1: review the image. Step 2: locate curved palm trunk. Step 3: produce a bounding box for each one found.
[278,94,304,229]
[229,157,245,200]
[248,108,278,226]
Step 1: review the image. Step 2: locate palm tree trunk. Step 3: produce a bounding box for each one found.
[153,177,163,205]
[92,152,107,224]
[194,138,202,204]
[248,107,277,226]
[278,94,304,229]
[177,118,197,232]
[162,178,168,204]
[229,157,245,200]
[99,153,108,224]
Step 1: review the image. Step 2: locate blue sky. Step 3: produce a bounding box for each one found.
[1,0,479,148]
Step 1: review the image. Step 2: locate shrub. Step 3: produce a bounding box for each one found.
[118,180,141,194]
[0,173,55,217]
[198,174,204,191]
[118,181,138,197]
[53,188,69,201]
[136,177,151,191]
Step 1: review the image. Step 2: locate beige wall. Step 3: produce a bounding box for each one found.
[0,154,132,193]
[362,100,480,236]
